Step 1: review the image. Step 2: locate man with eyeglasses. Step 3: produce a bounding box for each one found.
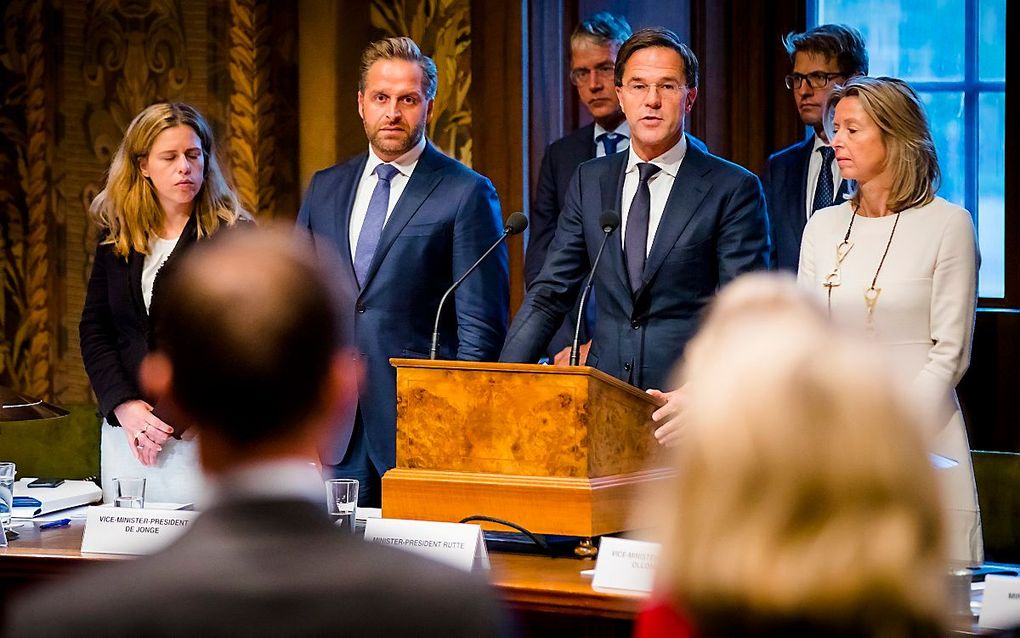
[763,24,868,272]
[526,12,706,366]
[503,28,767,447]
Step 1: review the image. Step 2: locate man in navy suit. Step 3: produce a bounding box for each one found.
[296,37,509,506]
[502,28,767,443]
[527,13,706,365]
[763,24,867,271]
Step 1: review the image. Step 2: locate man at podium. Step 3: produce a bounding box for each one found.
[501,29,768,402]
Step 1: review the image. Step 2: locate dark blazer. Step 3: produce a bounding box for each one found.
[502,141,769,391]
[3,499,507,637]
[79,214,200,426]
[296,142,509,467]
[762,134,849,272]
[526,124,707,355]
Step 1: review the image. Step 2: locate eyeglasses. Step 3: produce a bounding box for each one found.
[621,81,686,98]
[784,72,845,90]
[570,63,615,85]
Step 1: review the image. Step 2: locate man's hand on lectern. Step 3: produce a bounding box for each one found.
[646,386,688,448]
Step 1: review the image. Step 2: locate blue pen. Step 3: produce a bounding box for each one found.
[39,518,71,530]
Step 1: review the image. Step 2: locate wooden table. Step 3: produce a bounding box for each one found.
[1,521,643,636]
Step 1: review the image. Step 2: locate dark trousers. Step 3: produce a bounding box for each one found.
[325,410,384,507]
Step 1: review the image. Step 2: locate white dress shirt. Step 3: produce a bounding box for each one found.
[620,134,688,254]
[593,121,631,157]
[348,136,427,262]
[804,133,843,221]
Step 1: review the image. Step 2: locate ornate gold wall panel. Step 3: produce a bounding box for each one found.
[370,0,473,166]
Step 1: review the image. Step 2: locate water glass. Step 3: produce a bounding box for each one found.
[0,462,15,527]
[325,478,359,533]
[114,476,146,508]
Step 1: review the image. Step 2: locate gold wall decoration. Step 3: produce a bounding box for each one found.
[370,0,473,166]
[0,0,53,399]
[226,0,275,218]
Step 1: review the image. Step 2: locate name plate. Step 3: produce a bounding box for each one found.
[591,536,661,593]
[81,506,200,555]
[363,518,489,572]
[979,575,1020,629]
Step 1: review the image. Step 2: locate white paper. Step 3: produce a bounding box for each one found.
[979,575,1020,629]
[12,479,102,517]
[591,536,660,593]
[363,518,489,572]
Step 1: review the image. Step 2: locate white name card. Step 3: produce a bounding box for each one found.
[363,518,489,572]
[591,536,661,593]
[81,506,200,555]
[979,575,1020,629]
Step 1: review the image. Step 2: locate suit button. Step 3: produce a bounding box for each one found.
[631,320,641,329]
[356,303,366,313]
[624,363,633,372]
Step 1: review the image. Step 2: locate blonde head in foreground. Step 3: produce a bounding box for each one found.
[659,273,947,636]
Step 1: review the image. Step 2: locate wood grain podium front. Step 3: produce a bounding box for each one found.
[383,359,669,537]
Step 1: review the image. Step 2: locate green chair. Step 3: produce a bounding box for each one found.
[972,450,1020,564]
[0,404,101,480]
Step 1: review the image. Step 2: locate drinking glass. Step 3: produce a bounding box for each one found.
[114,476,146,508]
[0,462,15,527]
[325,478,359,533]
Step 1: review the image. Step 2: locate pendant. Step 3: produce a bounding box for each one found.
[864,286,881,319]
[836,240,854,263]
[823,268,841,288]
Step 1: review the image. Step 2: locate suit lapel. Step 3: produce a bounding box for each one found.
[359,142,445,292]
[636,144,712,298]
[335,154,367,288]
[127,250,146,317]
[795,134,815,231]
[599,151,630,294]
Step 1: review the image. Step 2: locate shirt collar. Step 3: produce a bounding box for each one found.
[365,135,427,178]
[811,133,829,152]
[209,458,325,508]
[593,120,631,141]
[625,133,688,178]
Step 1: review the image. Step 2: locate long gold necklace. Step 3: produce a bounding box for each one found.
[823,209,901,327]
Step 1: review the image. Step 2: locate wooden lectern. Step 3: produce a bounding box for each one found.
[382,359,670,538]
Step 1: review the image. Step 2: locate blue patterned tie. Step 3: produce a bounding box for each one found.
[598,132,622,156]
[625,163,661,293]
[812,146,836,214]
[354,163,400,286]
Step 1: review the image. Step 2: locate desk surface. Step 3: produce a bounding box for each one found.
[1,520,644,619]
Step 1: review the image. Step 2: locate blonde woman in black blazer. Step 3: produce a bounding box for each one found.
[80,102,249,503]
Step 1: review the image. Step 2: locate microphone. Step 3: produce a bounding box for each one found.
[429,212,528,360]
[569,210,620,366]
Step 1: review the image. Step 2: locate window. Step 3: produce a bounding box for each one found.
[815,0,1006,299]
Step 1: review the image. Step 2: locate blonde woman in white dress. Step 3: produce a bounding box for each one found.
[798,76,982,565]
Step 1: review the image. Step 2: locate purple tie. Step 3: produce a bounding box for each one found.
[625,162,661,293]
[354,163,400,286]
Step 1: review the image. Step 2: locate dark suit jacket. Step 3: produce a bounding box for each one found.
[3,499,506,637]
[526,124,707,354]
[296,142,509,467]
[79,214,200,426]
[762,134,848,272]
[502,142,768,391]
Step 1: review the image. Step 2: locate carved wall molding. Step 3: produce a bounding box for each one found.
[0,0,52,398]
[226,0,275,218]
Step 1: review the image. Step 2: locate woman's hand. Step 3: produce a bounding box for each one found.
[646,386,689,448]
[113,400,174,466]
